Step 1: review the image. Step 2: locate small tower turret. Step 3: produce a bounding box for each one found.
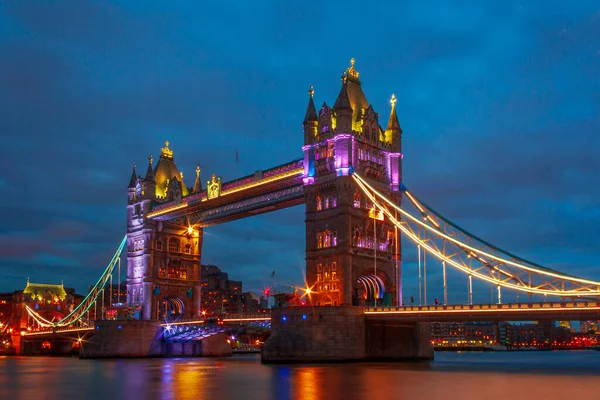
[144,155,156,200]
[303,85,318,144]
[192,165,202,193]
[127,162,137,203]
[384,94,402,152]
[333,79,352,132]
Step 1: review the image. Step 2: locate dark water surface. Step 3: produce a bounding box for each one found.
[2,351,600,400]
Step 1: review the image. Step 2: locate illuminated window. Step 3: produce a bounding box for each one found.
[184,244,191,254]
[331,262,337,271]
[324,232,331,247]
[332,195,337,207]
[332,272,337,281]
[317,233,323,249]
[168,238,180,253]
[327,142,334,157]
[324,197,330,209]
[332,232,337,246]
[155,240,163,251]
[168,268,178,279]
[159,267,166,278]
[353,193,360,208]
[317,274,321,282]
[317,263,322,272]
[180,270,188,280]
[316,196,322,211]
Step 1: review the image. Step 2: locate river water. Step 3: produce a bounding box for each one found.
[1,351,599,400]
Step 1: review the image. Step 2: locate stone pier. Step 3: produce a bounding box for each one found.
[262,306,433,363]
[80,320,231,359]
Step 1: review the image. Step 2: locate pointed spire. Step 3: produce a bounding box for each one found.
[193,165,202,193]
[303,84,318,124]
[128,162,137,188]
[346,57,360,82]
[333,81,352,111]
[386,94,401,131]
[145,154,154,182]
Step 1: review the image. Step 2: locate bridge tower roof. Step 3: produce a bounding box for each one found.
[333,58,369,128]
[153,141,189,199]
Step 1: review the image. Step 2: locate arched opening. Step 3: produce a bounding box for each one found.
[355,269,393,307]
[158,297,185,321]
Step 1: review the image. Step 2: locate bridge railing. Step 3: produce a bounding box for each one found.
[365,301,599,313]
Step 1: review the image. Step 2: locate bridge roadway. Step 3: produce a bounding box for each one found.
[365,301,600,322]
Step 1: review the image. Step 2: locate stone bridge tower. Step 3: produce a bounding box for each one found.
[303,59,403,306]
[126,142,203,320]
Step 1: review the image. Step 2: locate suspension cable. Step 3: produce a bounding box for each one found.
[352,174,600,297]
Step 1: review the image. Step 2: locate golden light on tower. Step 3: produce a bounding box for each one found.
[369,205,384,221]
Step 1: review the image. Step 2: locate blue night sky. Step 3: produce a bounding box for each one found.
[1,1,599,304]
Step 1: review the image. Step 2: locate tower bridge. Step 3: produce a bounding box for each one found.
[20,59,600,361]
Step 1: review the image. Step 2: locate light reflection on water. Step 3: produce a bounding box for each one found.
[1,351,600,400]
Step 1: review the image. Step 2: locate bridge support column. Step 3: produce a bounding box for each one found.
[262,307,433,363]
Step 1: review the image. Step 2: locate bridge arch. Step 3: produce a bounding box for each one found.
[157,296,185,321]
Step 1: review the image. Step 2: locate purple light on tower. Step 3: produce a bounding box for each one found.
[333,134,353,176]
[387,152,403,191]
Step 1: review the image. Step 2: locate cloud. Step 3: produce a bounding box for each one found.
[1,1,599,304]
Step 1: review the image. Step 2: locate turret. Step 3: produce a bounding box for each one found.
[127,162,137,203]
[303,85,318,144]
[384,94,402,152]
[144,155,156,200]
[385,94,403,191]
[192,165,202,193]
[333,79,352,132]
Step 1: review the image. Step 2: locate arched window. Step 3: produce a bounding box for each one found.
[353,193,360,208]
[168,237,180,253]
[324,231,331,248]
[316,196,322,211]
[324,197,330,209]
[184,243,191,254]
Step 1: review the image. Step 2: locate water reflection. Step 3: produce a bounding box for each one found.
[293,368,320,400]
[1,352,600,400]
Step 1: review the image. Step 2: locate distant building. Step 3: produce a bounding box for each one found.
[430,322,465,342]
[0,280,82,333]
[580,321,598,333]
[201,265,242,315]
[464,322,497,343]
[558,321,571,331]
[241,292,260,313]
[259,295,269,309]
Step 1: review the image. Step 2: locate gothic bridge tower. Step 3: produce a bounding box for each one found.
[303,59,403,306]
[126,142,204,320]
